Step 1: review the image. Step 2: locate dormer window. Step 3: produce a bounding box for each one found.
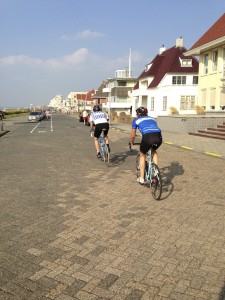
[180,58,192,67]
[145,63,152,72]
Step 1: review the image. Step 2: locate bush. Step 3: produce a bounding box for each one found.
[4,109,29,118]
[169,107,179,115]
[195,106,205,115]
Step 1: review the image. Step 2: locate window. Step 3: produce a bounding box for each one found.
[212,50,218,72]
[180,96,196,110]
[204,54,208,74]
[117,81,126,87]
[172,76,186,84]
[180,58,192,67]
[163,96,167,111]
[145,63,152,72]
[193,76,198,84]
[150,97,154,111]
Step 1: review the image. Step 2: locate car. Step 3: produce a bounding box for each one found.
[28,111,44,122]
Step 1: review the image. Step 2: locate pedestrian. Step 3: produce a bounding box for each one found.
[82,110,88,125]
[129,106,162,185]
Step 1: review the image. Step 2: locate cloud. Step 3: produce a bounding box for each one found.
[0,55,42,66]
[45,48,89,68]
[0,48,89,69]
[61,29,104,40]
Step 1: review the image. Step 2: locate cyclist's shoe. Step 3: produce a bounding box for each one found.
[137,177,145,185]
[97,152,101,158]
[107,144,110,153]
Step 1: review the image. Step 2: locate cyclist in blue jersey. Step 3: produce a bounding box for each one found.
[129,106,162,185]
[90,105,110,158]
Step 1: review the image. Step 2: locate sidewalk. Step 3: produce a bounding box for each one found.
[0,116,26,137]
[110,122,225,159]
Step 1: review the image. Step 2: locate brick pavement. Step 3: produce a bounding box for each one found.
[1,115,225,299]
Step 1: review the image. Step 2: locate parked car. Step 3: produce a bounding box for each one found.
[28,111,44,122]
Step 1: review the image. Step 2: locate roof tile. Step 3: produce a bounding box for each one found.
[190,13,225,49]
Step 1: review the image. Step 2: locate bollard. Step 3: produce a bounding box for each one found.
[1,121,3,131]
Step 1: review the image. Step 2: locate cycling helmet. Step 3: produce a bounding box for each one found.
[93,105,101,112]
[136,106,148,116]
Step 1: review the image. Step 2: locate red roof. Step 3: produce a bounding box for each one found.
[77,89,96,101]
[136,46,199,89]
[190,13,225,50]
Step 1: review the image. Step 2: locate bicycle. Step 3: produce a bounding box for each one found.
[92,129,110,166]
[130,143,162,200]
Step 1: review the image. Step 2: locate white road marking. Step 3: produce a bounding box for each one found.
[30,122,41,133]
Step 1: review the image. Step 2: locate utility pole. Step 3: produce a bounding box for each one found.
[128,48,132,78]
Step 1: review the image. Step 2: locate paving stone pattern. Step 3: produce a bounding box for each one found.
[0,115,225,299]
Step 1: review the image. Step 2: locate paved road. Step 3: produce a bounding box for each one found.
[1,114,225,299]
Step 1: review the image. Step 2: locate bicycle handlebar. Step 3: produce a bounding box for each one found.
[129,142,140,151]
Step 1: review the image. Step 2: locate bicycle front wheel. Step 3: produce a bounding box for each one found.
[150,163,162,200]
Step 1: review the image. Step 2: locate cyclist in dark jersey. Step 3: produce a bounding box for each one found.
[129,106,162,185]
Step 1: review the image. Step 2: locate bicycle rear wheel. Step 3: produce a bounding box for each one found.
[104,144,110,166]
[150,163,162,200]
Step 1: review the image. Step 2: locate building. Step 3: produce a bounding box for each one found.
[131,37,199,117]
[91,81,107,108]
[184,13,225,112]
[102,69,137,116]
[65,90,96,112]
[48,95,65,109]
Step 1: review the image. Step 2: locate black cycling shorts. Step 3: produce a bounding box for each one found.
[140,132,162,154]
[94,122,109,138]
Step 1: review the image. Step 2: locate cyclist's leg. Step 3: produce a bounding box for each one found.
[94,125,101,155]
[151,132,162,165]
[153,151,158,165]
[139,136,149,182]
[139,152,146,180]
[102,123,110,151]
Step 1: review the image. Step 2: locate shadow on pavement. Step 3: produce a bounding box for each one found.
[219,284,225,300]
[109,150,135,167]
[159,161,184,200]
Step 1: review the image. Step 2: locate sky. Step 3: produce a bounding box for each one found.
[0,0,225,108]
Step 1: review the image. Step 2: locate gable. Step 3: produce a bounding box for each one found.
[190,13,225,50]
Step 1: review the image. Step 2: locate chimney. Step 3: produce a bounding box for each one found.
[176,37,183,48]
[159,44,166,54]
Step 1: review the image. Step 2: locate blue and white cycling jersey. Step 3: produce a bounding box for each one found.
[90,111,108,125]
[132,116,161,136]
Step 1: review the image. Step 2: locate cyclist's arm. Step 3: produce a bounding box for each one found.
[130,129,136,144]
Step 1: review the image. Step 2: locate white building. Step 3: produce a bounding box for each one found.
[48,95,65,109]
[131,38,199,117]
[103,69,137,116]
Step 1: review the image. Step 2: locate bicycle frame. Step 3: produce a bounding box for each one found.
[98,130,110,166]
[98,133,105,158]
[145,148,153,182]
